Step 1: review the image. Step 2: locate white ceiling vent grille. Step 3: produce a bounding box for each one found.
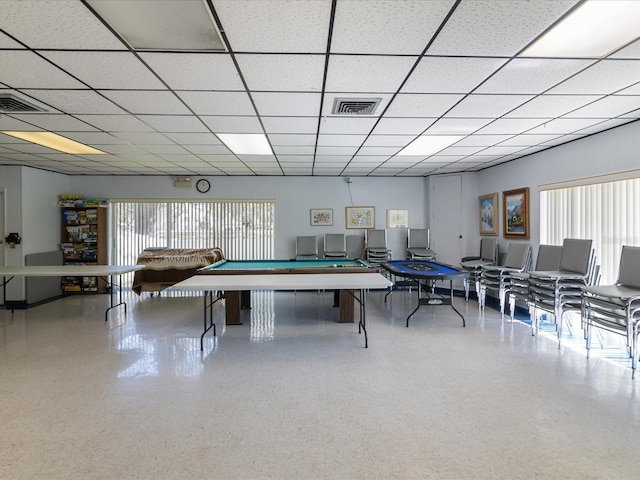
[332,98,382,115]
[0,94,48,113]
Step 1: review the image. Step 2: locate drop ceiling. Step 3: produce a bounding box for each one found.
[0,0,639,177]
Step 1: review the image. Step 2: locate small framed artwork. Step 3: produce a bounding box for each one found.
[345,206,375,229]
[478,193,498,235]
[386,209,409,228]
[310,208,333,226]
[503,187,530,239]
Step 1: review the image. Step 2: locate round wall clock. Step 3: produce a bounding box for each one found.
[196,178,210,193]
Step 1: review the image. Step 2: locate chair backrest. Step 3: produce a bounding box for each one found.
[324,233,346,252]
[502,242,532,270]
[366,229,387,250]
[296,236,317,258]
[617,245,640,288]
[479,237,498,262]
[346,234,365,259]
[535,244,563,271]
[559,238,593,274]
[407,229,429,249]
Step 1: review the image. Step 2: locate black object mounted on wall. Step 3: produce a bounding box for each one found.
[5,232,21,248]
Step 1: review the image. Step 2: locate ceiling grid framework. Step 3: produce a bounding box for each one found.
[0,0,638,177]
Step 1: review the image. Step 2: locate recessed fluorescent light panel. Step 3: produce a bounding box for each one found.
[397,136,463,156]
[217,134,273,155]
[1,131,106,154]
[520,0,640,58]
[86,0,226,51]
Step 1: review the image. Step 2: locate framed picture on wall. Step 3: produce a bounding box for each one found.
[478,193,498,235]
[310,208,333,226]
[386,209,409,228]
[503,187,529,239]
[345,206,375,229]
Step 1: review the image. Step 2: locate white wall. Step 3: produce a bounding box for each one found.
[67,175,428,260]
[476,120,640,260]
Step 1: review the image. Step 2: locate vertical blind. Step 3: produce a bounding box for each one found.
[540,178,640,285]
[110,200,275,285]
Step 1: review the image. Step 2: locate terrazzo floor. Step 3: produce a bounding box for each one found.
[1,287,639,479]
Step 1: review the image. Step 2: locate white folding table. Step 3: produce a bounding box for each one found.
[171,272,392,350]
[0,265,145,321]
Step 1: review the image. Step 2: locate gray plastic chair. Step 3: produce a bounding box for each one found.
[295,236,318,259]
[323,233,347,258]
[461,237,498,301]
[406,228,436,260]
[508,244,563,321]
[479,242,532,318]
[583,246,640,378]
[365,229,391,268]
[528,238,599,342]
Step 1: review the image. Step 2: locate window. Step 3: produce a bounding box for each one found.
[540,177,640,285]
[110,200,275,284]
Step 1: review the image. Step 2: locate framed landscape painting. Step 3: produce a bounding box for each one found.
[503,187,529,239]
[478,193,498,235]
[310,208,333,226]
[345,206,375,229]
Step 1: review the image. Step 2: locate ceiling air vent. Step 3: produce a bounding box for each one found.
[332,98,381,115]
[0,93,47,113]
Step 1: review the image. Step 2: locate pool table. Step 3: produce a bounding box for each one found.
[381,260,469,327]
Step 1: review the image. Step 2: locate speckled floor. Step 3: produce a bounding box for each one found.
[1,288,639,480]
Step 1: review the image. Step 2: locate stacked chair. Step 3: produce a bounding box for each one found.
[461,237,498,301]
[365,229,391,269]
[528,238,599,343]
[478,242,533,318]
[508,244,563,323]
[582,246,640,378]
[406,228,436,261]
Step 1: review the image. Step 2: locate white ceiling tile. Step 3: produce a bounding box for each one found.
[41,51,165,89]
[319,117,378,135]
[0,116,44,132]
[21,89,126,115]
[498,134,561,146]
[315,146,359,156]
[356,147,399,156]
[446,95,534,117]
[437,146,485,156]
[351,156,396,164]
[200,116,263,134]
[425,118,493,135]
[236,54,325,91]
[505,95,603,118]
[476,145,527,156]
[214,0,330,53]
[548,60,640,95]
[268,134,317,146]
[110,132,174,145]
[262,117,319,135]
[0,51,85,88]
[455,134,512,146]
[100,91,190,115]
[326,55,416,93]
[9,114,98,132]
[137,115,208,133]
[1,0,126,49]
[617,83,640,95]
[372,118,435,135]
[272,146,316,155]
[140,52,244,91]
[164,133,221,145]
[574,119,632,135]
[0,30,23,48]
[177,91,255,115]
[61,132,129,145]
[402,57,508,93]
[332,0,454,55]
[610,38,640,59]
[526,118,605,135]
[362,135,417,147]
[476,59,595,94]
[476,118,546,135]
[563,96,640,118]
[385,94,464,117]
[317,135,367,146]
[76,115,155,132]
[428,0,578,56]
[253,92,321,116]
[197,155,239,164]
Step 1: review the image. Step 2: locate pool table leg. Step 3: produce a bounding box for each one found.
[223,290,245,325]
[338,289,355,323]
